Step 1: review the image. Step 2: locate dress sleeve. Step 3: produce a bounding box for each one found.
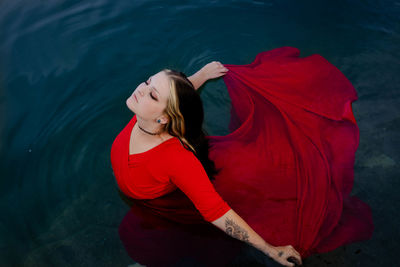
[167,148,231,222]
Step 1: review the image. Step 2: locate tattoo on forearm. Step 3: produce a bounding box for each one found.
[225,218,250,243]
[224,217,272,258]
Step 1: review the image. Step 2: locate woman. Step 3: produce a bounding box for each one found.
[111,47,373,266]
[111,62,302,266]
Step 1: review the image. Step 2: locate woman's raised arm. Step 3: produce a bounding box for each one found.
[188,61,229,90]
[212,209,303,267]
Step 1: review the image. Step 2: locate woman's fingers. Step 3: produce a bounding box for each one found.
[287,245,302,265]
[271,245,303,267]
[203,61,228,79]
[219,66,229,73]
[289,254,302,265]
[211,61,228,70]
[217,62,229,72]
[288,253,302,266]
[215,62,228,72]
[286,257,298,266]
[292,250,302,265]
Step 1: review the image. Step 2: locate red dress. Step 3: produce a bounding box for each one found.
[111,114,231,222]
[110,46,374,264]
[111,112,243,267]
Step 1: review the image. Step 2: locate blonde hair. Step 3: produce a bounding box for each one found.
[162,69,196,152]
[159,68,220,181]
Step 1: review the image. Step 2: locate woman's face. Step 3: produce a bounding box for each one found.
[126,70,170,121]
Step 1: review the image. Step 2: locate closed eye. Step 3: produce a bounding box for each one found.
[145,78,157,101]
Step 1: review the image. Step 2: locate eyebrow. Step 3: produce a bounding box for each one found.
[149,76,160,95]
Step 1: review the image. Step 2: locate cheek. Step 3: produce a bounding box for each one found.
[143,101,164,113]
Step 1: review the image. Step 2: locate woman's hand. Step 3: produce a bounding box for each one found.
[266,245,303,267]
[200,61,229,80]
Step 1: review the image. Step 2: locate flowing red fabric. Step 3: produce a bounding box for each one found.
[117,46,374,264]
[208,46,374,257]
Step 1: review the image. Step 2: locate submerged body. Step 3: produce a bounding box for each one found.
[111,114,231,222]
[111,46,374,266]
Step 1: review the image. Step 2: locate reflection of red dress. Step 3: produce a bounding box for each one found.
[111,47,374,265]
[209,46,374,257]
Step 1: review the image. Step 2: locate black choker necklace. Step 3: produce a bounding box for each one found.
[138,124,163,135]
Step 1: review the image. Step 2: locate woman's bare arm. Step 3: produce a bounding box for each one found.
[212,209,273,255]
[188,61,229,90]
[211,209,303,267]
[188,69,207,90]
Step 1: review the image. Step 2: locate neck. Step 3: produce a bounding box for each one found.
[136,116,164,137]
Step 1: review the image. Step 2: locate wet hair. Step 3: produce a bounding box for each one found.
[161,69,220,181]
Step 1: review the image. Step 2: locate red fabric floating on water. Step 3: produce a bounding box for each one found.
[116,46,374,265]
[208,46,374,257]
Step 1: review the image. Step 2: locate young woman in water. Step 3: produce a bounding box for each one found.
[121,61,302,267]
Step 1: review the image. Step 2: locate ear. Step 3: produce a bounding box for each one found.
[158,115,169,125]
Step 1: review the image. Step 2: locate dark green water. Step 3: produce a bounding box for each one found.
[0,0,399,266]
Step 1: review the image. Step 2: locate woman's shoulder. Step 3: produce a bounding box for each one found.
[161,148,203,179]
[161,137,192,154]
[158,138,197,163]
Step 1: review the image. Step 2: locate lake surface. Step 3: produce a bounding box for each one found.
[0,0,399,266]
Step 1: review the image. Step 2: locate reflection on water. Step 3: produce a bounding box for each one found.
[0,0,399,266]
[117,189,244,267]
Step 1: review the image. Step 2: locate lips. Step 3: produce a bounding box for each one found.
[133,93,138,102]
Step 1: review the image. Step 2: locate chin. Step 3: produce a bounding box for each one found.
[126,97,135,112]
